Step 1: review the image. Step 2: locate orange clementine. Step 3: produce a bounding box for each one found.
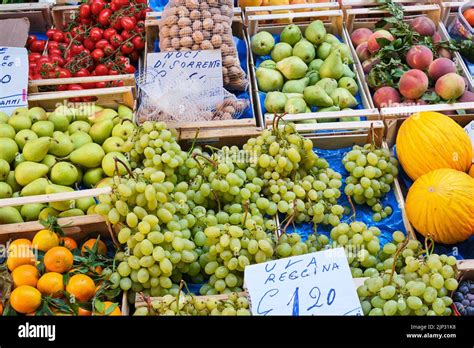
[66,274,96,302]
[7,244,36,271]
[0,302,3,315]
[10,285,42,314]
[32,229,59,252]
[37,272,64,297]
[11,264,39,288]
[95,301,121,316]
[464,8,474,26]
[77,307,92,316]
[44,246,74,273]
[8,239,32,252]
[60,237,78,250]
[81,238,107,255]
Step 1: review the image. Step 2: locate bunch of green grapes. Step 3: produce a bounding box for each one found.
[357,235,459,316]
[133,292,251,316]
[342,144,399,221]
[275,232,329,258]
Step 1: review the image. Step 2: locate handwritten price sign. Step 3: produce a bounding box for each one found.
[0,47,28,114]
[244,248,363,316]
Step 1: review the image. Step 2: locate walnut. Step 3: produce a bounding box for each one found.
[171,37,181,49]
[212,14,225,23]
[221,112,232,120]
[220,5,231,16]
[165,15,179,26]
[210,8,221,16]
[179,26,192,37]
[211,34,222,48]
[221,66,228,76]
[177,6,190,17]
[166,7,179,16]
[178,17,191,28]
[180,47,191,51]
[160,26,171,38]
[161,38,172,49]
[192,31,204,43]
[192,44,201,50]
[190,10,201,20]
[223,55,235,68]
[169,25,180,37]
[223,75,230,85]
[192,20,202,31]
[220,43,229,55]
[185,0,199,9]
[222,34,233,45]
[180,36,193,47]
[201,10,212,19]
[200,40,214,50]
[203,18,214,31]
[199,2,209,10]
[173,0,184,6]
[213,23,224,35]
[223,105,235,114]
[202,30,211,40]
[229,66,243,78]
[208,0,218,7]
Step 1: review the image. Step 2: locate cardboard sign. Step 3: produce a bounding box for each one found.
[244,248,363,316]
[0,47,28,114]
[464,121,474,161]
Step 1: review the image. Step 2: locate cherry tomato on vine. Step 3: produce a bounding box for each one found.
[83,38,95,51]
[103,28,117,41]
[132,36,145,50]
[95,81,107,88]
[120,30,133,40]
[120,16,136,31]
[27,35,37,46]
[80,18,92,26]
[110,33,123,48]
[103,44,115,56]
[58,68,72,78]
[89,27,103,42]
[79,4,91,18]
[53,32,65,42]
[123,64,135,74]
[91,48,105,61]
[46,29,57,39]
[90,0,105,16]
[49,55,65,67]
[120,42,134,54]
[94,64,109,76]
[57,84,68,91]
[98,9,112,26]
[129,50,140,62]
[94,39,109,50]
[30,40,46,53]
[71,44,85,56]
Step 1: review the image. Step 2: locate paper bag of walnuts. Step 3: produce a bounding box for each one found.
[158,0,248,91]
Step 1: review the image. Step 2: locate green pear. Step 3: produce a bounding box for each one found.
[111,121,136,141]
[271,42,293,62]
[87,205,97,215]
[0,111,8,123]
[284,93,304,99]
[31,121,55,137]
[303,85,333,107]
[308,59,324,71]
[102,151,130,177]
[38,207,59,220]
[293,40,316,64]
[11,107,28,117]
[70,143,105,168]
[23,137,52,162]
[68,120,91,134]
[0,182,12,198]
[83,168,105,188]
[306,71,320,85]
[342,64,356,78]
[118,104,133,120]
[0,137,19,163]
[0,206,24,224]
[15,161,49,186]
[282,77,310,94]
[27,107,47,122]
[333,43,354,64]
[76,196,96,212]
[315,78,338,95]
[49,112,70,132]
[70,131,93,149]
[251,31,275,56]
[75,104,95,121]
[102,136,125,153]
[305,20,326,45]
[21,177,49,196]
[260,60,277,70]
[276,56,308,80]
[285,97,307,114]
[14,153,25,168]
[6,171,21,192]
[264,92,288,113]
[50,162,79,186]
[317,106,340,122]
[75,166,83,185]
[324,33,340,45]
[340,115,361,121]
[317,42,333,60]
[41,154,57,169]
[49,131,74,157]
[89,119,114,145]
[0,124,15,139]
[21,203,46,221]
[330,88,358,109]
[53,105,76,123]
[58,208,85,218]
[46,184,75,211]
[319,51,344,80]
[89,109,118,124]
[15,129,38,150]
[8,114,31,132]
[256,67,284,92]
[0,159,9,181]
[338,77,359,96]
[280,24,302,46]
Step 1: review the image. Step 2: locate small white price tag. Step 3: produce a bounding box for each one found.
[0,47,28,114]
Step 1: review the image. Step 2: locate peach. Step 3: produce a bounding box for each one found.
[435,73,465,100]
[432,31,441,43]
[367,30,394,53]
[373,86,401,108]
[428,58,456,81]
[406,45,433,70]
[356,42,371,61]
[410,16,436,36]
[437,48,452,59]
[362,58,380,73]
[398,69,429,99]
[459,90,474,103]
[351,28,373,47]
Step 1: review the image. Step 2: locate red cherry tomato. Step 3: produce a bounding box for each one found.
[115,55,129,65]
[83,38,96,51]
[95,39,109,50]
[89,27,103,42]
[29,62,37,72]
[58,42,68,51]
[28,53,41,62]
[108,69,120,76]
[103,28,117,41]
[110,33,123,48]
[90,0,105,16]
[58,68,72,78]
[94,64,109,76]
[67,84,84,90]
[49,55,65,67]
[53,32,64,42]
[91,48,105,61]
[103,44,115,56]
[30,40,46,53]
[74,68,91,77]
[120,16,136,31]
[57,84,68,91]
[95,81,107,88]
[120,30,133,40]
[46,29,57,39]
[132,36,145,51]
[129,50,140,62]
[123,64,135,74]
[79,4,91,18]
[71,26,85,41]
[110,2,119,12]
[80,18,92,26]
[71,44,85,56]
[98,8,112,26]
[135,20,145,33]
[27,35,37,47]
[47,41,59,50]
[120,42,134,54]
[48,48,62,57]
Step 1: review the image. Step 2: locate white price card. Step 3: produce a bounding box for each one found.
[464,121,474,161]
[244,247,363,316]
[0,47,28,114]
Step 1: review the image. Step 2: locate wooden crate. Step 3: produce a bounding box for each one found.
[0,3,53,32]
[246,7,380,135]
[141,8,261,141]
[343,3,474,122]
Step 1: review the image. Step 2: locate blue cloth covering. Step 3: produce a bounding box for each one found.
[30,32,48,41]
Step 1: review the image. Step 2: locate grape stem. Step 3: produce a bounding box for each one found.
[347,194,357,221]
[212,190,221,212]
[175,280,186,316]
[114,156,134,178]
[187,129,200,156]
[242,200,249,225]
[424,236,434,256]
[192,153,218,168]
[272,113,287,132]
[282,201,297,235]
[139,291,153,315]
[388,237,409,284]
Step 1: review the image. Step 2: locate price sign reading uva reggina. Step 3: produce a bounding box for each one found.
[244,247,363,316]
